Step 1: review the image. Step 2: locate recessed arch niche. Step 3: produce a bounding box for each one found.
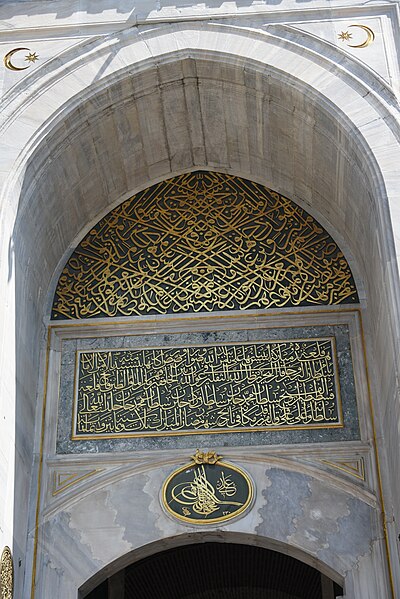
[6,38,395,598]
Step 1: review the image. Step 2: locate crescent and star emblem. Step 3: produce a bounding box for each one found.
[3,48,39,71]
[338,24,375,48]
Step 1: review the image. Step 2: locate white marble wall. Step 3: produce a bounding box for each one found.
[37,459,386,598]
[0,1,399,597]
[33,310,383,598]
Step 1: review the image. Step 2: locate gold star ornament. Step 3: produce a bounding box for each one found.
[338,31,352,41]
[25,52,39,63]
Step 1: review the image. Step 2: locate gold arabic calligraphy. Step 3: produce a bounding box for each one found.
[170,466,242,516]
[216,471,238,497]
[73,338,342,438]
[52,172,358,320]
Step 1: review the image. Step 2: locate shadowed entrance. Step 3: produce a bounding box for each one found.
[84,543,343,599]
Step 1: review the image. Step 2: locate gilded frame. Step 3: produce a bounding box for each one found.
[70,336,344,440]
[161,459,254,525]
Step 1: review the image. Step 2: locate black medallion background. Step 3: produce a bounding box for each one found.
[51,171,358,320]
[162,460,254,524]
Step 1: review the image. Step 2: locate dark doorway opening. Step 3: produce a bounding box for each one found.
[84,542,343,598]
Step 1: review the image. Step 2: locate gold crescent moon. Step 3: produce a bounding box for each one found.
[3,47,31,71]
[348,24,375,48]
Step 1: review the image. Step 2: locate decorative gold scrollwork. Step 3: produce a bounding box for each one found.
[191,450,221,465]
[51,172,358,320]
[0,547,13,599]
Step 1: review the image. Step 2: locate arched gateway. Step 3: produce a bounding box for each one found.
[82,540,343,599]
[0,13,399,599]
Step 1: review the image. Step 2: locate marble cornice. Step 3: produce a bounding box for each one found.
[0,0,398,37]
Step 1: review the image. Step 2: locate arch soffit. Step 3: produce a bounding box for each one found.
[0,23,399,326]
[0,20,399,208]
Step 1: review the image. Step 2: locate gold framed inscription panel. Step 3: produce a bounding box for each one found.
[71,337,343,440]
[51,311,364,454]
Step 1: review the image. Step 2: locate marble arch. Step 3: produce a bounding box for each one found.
[0,20,399,599]
[78,531,346,598]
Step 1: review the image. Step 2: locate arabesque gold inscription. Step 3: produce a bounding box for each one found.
[52,172,358,320]
[73,338,342,439]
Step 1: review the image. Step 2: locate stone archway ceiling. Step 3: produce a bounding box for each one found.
[51,171,358,320]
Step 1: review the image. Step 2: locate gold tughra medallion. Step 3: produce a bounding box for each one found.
[162,451,254,524]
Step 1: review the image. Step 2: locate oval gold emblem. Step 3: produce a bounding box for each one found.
[162,451,254,524]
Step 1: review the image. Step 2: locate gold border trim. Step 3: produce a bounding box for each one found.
[70,336,343,440]
[321,458,365,481]
[359,313,395,598]
[161,459,254,525]
[31,330,50,599]
[52,469,100,496]
[45,305,361,329]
